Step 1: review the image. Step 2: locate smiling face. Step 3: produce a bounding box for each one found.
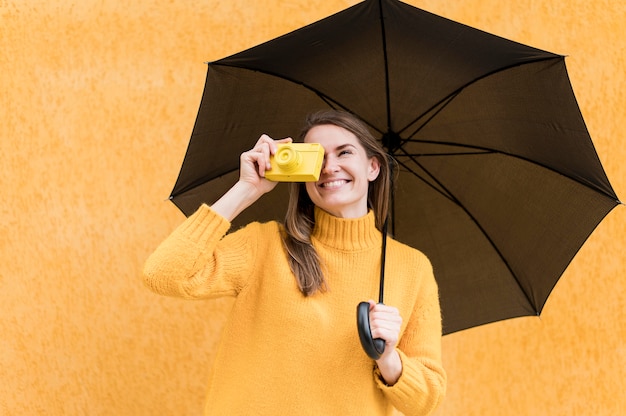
[304,124,380,218]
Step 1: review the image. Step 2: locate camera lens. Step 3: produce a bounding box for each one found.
[275,145,302,171]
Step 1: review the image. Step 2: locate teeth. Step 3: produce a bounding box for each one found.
[322,180,346,188]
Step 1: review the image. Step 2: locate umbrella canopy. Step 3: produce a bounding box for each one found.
[170,0,620,335]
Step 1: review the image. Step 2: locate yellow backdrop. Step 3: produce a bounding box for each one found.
[2,0,624,414]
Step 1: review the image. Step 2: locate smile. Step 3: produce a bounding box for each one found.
[319,180,349,189]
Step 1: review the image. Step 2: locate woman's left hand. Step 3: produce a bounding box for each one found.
[368,300,403,385]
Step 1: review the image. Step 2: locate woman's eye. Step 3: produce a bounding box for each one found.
[339,150,352,156]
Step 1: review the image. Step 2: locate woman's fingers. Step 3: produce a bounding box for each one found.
[252,134,273,176]
[368,301,402,348]
[257,141,272,176]
[238,135,295,195]
[249,134,293,177]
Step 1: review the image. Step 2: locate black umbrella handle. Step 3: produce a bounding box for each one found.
[356,215,389,360]
[357,301,386,360]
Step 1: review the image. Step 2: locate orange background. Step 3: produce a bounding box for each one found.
[2,0,624,414]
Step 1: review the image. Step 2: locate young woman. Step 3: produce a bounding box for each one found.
[143,110,446,415]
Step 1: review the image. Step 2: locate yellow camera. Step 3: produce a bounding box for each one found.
[265,143,324,182]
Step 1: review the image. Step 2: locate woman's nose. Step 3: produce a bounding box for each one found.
[322,156,339,174]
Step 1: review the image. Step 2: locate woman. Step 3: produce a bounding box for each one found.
[143,110,446,415]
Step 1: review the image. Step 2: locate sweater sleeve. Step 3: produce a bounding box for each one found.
[374,254,447,416]
[142,204,255,299]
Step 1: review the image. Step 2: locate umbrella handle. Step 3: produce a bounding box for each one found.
[357,301,386,360]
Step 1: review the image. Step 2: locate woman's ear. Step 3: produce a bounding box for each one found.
[367,157,381,181]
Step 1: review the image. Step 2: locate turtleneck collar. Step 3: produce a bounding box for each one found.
[311,207,382,251]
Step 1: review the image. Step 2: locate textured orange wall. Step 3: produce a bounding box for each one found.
[2,0,624,415]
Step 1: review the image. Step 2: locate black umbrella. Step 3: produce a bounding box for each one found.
[170,0,620,335]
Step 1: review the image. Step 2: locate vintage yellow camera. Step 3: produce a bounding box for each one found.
[265,143,324,182]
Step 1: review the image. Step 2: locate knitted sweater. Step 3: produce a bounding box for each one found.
[143,204,446,416]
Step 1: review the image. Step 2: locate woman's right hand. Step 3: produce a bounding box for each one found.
[211,134,292,222]
[239,134,293,195]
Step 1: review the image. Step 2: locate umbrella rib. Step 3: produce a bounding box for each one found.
[377,0,392,133]
[392,149,458,203]
[395,147,539,311]
[387,56,621,201]
[395,147,618,313]
[209,63,386,137]
[396,140,620,203]
[395,56,564,142]
[399,94,458,144]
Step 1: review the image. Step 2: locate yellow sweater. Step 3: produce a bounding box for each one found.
[143,204,446,416]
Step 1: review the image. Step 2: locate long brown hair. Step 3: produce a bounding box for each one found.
[283,110,395,296]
